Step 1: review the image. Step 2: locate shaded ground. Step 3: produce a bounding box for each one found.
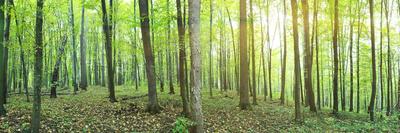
[1,86,399,132]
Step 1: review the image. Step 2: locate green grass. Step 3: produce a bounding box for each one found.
[0,85,399,132]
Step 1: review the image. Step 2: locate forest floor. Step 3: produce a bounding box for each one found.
[0,86,399,132]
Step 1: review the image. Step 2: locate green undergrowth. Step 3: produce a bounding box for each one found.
[0,86,398,132]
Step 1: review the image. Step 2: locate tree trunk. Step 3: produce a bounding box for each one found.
[333,0,339,115]
[176,0,189,116]
[1,0,11,104]
[368,0,377,121]
[250,0,257,105]
[208,0,213,97]
[356,0,361,113]
[384,0,391,116]
[301,0,317,112]
[50,37,67,98]
[69,0,79,94]
[167,0,174,95]
[290,0,302,122]
[101,0,117,102]
[32,0,44,131]
[280,0,287,105]
[349,0,354,112]
[139,0,160,114]
[80,0,88,90]
[188,0,204,131]
[0,0,6,116]
[239,0,250,110]
[313,0,321,110]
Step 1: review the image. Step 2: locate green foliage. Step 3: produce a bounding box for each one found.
[172,117,191,133]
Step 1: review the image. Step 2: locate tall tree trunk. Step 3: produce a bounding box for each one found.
[333,0,339,115]
[290,0,302,122]
[50,36,67,98]
[301,0,317,112]
[384,0,391,116]
[0,0,6,116]
[32,0,44,131]
[69,0,79,94]
[280,0,287,105]
[368,0,377,121]
[226,7,237,94]
[349,0,354,112]
[176,0,189,116]
[80,0,88,90]
[356,0,361,113]
[250,0,257,105]
[13,0,29,101]
[167,0,174,95]
[101,0,117,102]
[378,0,384,113]
[188,0,203,131]
[1,0,11,104]
[139,0,160,114]
[208,0,213,97]
[313,0,321,110]
[239,0,250,110]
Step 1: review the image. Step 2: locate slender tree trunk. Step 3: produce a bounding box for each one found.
[280,0,287,105]
[139,0,160,114]
[69,0,79,94]
[1,0,11,104]
[368,0,377,121]
[378,0,384,113]
[80,0,88,90]
[313,0,321,110]
[188,0,203,131]
[0,0,6,116]
[239,0,250,110]
[176,0,190,116]
[226,7,237,94]
[250,0,257,105]
[349,0,354,112]
[333,0,339,115]
[32,0,44,131]
[167,0,174,95]
[383,0,391,116]
[290,0,302,122]
[50,37,67,98]
[101,0,117,102]
[301,0,317,112]
[356,0,361,113]
[208,0,213,97]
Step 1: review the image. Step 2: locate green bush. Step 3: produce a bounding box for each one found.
[172,117,192,133]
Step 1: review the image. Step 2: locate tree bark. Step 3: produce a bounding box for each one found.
[50,36,67,98]
[0,0,6,116]
[280,0,287,105]
[290,0,302,122]
[188,0,203,131]
[101,0,117,102]
[250,0,257,105]
[80,0,88,90]
[368,0,377,121]
[176,0,190,116]
[69,0,79,94]
[139,0,160,114]
[301,0,317,112]
[239,0,250,110]
[333,0,339,115]
[32,0,44,131]
[349,0,354,112]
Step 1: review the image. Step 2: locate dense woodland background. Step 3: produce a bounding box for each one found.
[0,0,399,132]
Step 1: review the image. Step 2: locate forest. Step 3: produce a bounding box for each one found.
[0,0,399,132]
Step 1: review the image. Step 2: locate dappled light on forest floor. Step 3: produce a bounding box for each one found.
[1,86,398,132]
